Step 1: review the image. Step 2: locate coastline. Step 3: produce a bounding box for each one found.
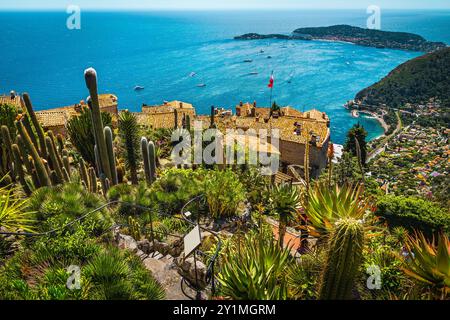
[359,110,389,133]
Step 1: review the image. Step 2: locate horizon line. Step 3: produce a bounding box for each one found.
[1,7,450,12]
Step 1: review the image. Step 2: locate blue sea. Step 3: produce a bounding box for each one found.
[1,9,449,144]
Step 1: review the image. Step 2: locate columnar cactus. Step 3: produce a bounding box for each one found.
[56,134,65,152]
[22,116,38,151]
[48,131,64,171]
[148,141,157,183]
[88,167,97,193]
[45,136,64,182]
[79,159,90,190]
[11,144,31,195]
[128,216,141,240]
[319,218,364,300]
[16,135,32,173]
[104,126,118,185]
[117,164,124,184]
[84,68,112,182]
[62,155,71,179]
[1,125,15,179]
[16,120,51,187]
[22,93,47,156]
[141,137,151,185]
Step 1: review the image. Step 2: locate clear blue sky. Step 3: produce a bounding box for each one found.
[1,0,450,10]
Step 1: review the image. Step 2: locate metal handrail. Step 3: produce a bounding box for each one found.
[180,194,223,299]
[0,198,223,300]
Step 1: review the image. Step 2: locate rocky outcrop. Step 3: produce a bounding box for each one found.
[234,33,312,41]
[235,25,447,52]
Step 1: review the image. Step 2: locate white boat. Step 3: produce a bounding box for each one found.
[134,85,145,91]
[189,72,197,77]
[196,84,206,88]
[351,110,360,118]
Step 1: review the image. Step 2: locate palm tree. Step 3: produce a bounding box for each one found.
[118,111,140,184]
[269,182,301,248]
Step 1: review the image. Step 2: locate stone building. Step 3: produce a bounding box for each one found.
[35,94,118,135]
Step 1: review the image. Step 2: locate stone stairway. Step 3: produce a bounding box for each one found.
[115,232,190,300]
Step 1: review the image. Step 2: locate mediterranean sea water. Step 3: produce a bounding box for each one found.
[0,9,449,144]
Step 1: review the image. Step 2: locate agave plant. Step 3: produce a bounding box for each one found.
[0,181,35,233]
[217,230,292,300]
[402,232,450,300]
[304,182,372,237]
[268,182,301,248]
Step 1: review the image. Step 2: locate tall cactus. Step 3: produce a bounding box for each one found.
[22,116,38,152]
[84,68,112,183]
[79,159,90,190]
[104,126,118,185]
[1,125,15,179]
[16,135,32,174]
[45,136,64,182]
[16,120,51,187]
[22,93,47,156]
[148,141,157,183]
[319,218,364,300]
[11,144,31,195]
[48,131,64,171]
[88,167,97,193]
[141,137,151,185]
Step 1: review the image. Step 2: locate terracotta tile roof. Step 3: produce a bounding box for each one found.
[203,115,329,147]
[133,111,177,129]
[142,100,195,114]
[35,110,68,127]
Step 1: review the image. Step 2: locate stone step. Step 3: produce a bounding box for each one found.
[151,251,164,260]
[142,256,187,300]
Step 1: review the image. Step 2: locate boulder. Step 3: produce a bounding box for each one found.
[116,233,138,252]
[177,256,208,289]
[137,239,154,254]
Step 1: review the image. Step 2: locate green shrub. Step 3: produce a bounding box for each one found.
[84,246,165,300]
[376,195,450,237]
[205,169,245,219]
[151,168,205,215]
[29,182,112,235]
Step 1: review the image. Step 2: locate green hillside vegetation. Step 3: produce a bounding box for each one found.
[356,47,450,107]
